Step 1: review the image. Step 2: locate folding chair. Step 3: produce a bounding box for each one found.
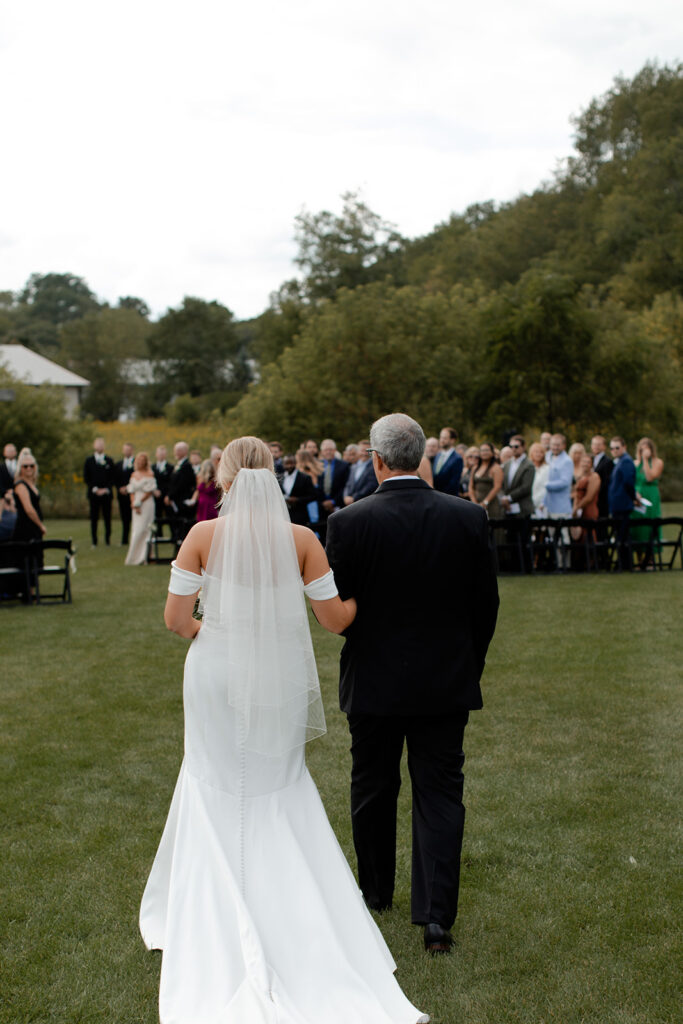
[32,539,74,604]
[0,541,32,603]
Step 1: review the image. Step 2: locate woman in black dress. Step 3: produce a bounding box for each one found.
[13,448,46,568]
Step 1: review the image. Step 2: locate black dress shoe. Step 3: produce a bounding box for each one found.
[365,899,392,912]
[423,923,453,954]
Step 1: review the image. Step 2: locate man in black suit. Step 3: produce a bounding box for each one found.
[83,437,116,546]
[153,445,173,525]
[279,453,317,526]
[164,442,197,543]
[114,443,135,545]
[0,442,18,495]
[326,413,499,954]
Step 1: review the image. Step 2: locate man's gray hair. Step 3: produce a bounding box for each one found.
[370,413,425,471]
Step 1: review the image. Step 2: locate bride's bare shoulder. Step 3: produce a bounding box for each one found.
[177,520,219,571]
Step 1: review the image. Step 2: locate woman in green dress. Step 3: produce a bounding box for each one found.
[631,437,664,568]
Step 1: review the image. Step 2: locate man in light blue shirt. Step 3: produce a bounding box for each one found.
[544,434,574,515]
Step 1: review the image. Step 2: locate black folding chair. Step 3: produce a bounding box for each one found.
[31,539,74,604]
[653,517,683,570]
[0,541,33,603]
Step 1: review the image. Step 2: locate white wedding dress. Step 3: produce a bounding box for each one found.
[125,476,156,565]
[140,469,427,1024]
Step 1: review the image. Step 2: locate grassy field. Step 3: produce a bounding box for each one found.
[1,519,681,1024]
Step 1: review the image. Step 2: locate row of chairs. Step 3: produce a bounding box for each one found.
[0,539,74,604]
[490,516,683,574]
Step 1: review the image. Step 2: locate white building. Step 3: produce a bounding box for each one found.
[0,343,90,417]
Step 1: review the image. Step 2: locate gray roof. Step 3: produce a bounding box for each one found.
[0,344,89,387]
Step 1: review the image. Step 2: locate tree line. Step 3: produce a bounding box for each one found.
[1,63,681,481]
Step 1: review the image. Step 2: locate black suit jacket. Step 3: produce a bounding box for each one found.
[326,478,499,716]
[280,470,318,526]
[0,461,14,496]
[114,458,135,491]
[594,452,613,517]
[83,454,115,496]
[167,459,196,510]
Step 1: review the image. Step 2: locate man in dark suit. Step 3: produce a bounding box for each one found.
[608,436,636,570]
[326,413,499,954]
[83,437,116,546]
[279,453,318,526]
[432,427,463,495]
[318,438,349,543]
[0,442,18,495]
[500,435,535,570]
[164,442,197,543]
[342,441,378,505]
[114,443,135,545]
[590,435,613,518]
[153,445,173,526]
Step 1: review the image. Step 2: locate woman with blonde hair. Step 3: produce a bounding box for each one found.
[140,436,427,1024]
[124,452,156,565]
[193,458,222,522]
[13,447,46,546]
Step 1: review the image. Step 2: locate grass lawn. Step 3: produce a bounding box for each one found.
[1,517,681,1024]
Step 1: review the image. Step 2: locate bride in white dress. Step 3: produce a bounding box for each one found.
[140,436,428,1024]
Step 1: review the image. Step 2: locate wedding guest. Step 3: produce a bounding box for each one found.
[424,437,439,462]
[269,441,284,481]
[631,437,664,568]
[501,436,535,517]
[153,444,173,527]
[280,453,318,525]
[125,453,157,566]
[545,434,574,567]
[165,442,197,543]
[114,442,136,546]
[432,427,463,495]
[573,454,600,521]
[83,437,115,547]
[608,436,636,571]
[304,438,319,457]
[296,448,324,535]
[590,435,613,519]
[529,443,549,517]
[318,438,350,541]
[416,452,434,488]
[0,486,17,541]
[343,444,360,464]
[343,442,377,504]
[189,450,202,477]
[540,431,552,463]
[194,459,222,522]
[469,443,504,518]
[568,442,586,493]
[499,446,513,466]
[13,447,46,552]
[460,447,479,497]
[0,442,18,494]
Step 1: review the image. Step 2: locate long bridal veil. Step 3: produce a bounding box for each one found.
[202,467,326,757]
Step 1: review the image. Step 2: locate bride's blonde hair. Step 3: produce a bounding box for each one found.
[217,437,274,491]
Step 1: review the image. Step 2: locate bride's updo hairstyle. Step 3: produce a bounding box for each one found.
[217,436,274,492]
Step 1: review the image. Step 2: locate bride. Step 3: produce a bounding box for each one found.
[140,437,428,1024]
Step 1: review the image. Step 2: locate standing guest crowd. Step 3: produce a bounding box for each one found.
[0,428,668,572]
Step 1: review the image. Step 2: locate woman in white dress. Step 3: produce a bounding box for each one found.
[125,452,157,565]
[140,436,428,1024]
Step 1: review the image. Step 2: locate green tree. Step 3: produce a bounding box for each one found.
[251,280,307,367]
[59,308,151,420]
[294,191,404,301]
[147,297,250,405]
[117,296,151,317]
[225,281,482,446]
[14,273,101,355]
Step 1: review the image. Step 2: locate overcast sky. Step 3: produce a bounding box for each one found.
[1,1,680,320]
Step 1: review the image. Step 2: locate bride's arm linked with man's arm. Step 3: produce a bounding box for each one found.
[163,518,355,639]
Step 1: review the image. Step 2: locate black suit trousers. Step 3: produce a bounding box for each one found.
[347,710,469,929]
[89,493,112,545]
[117,491,132,544]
